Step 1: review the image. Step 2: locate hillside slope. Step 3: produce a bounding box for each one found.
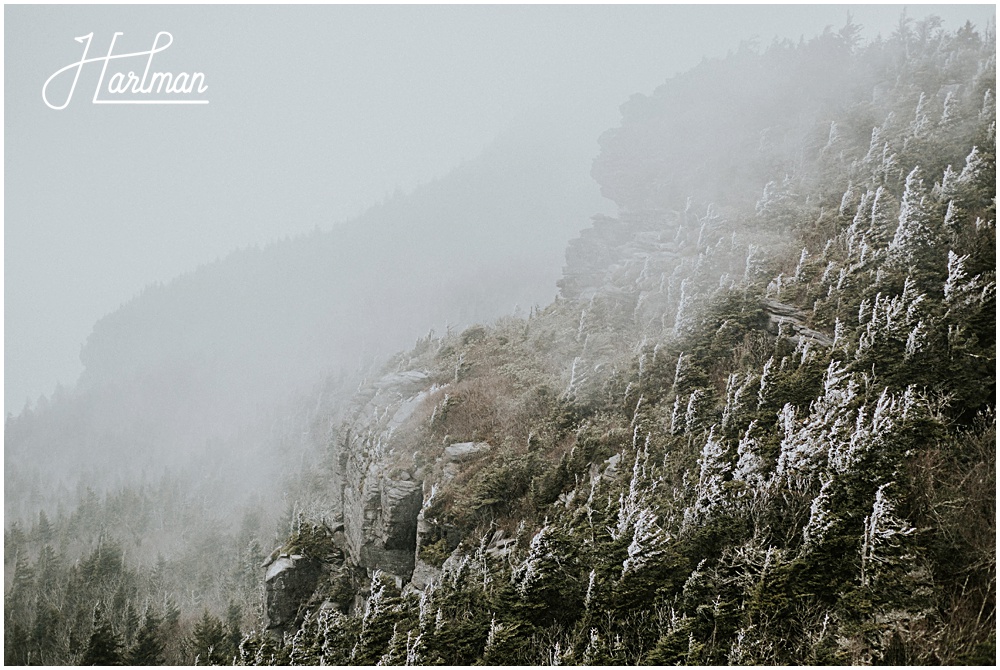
[242,18,996,665]
[3,16,994,667]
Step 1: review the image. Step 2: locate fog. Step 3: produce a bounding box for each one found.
[6,4,992,411]
[4,5,995,663]
[6,1,993,529]
[2,0,991,530]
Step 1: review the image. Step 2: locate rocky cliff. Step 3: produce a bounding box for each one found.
[264,360,496,623]
[256,20,995,664]
[263,199,846,630]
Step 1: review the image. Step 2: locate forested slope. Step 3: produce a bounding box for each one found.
[237,17,995,665]
[4,85,604,668]
[5,16,995,666]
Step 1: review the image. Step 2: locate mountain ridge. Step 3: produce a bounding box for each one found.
[4,15,995,666]
[235,17,996,665]
[5,119,608,520]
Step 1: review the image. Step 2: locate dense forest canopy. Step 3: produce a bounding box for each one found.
[5,14,996,666]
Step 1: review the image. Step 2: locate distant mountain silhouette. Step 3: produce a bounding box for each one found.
[5,118,608,516]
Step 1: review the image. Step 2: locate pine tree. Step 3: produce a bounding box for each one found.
[128,611,164,665]
[121,601,141,650]
[35,509,55,544]
[509,524,582,627]
[188,610,228,665]
[81,605,123,666]
[5,550,36,664]
[159,598,183,663]
[888,166,943,282]
[351,571,404,664]
[224,601,243,662]
[4,620,31,666]
[5,521,26,564]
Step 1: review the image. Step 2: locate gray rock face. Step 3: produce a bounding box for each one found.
[374,370,431,396]
[264,554,322,636]
[764,299,834,347]
[444,441,492,463]
[380,480,424,550]
[343,467,424,581]
[322,368,437,589]
[559,214,680,301]
[409,557,442,591]
[275,366,465,617]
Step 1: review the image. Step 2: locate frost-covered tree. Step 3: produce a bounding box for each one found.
[888,167,941,271]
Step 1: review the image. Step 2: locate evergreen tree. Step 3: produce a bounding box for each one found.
[35,510,55,544]
[127,611,165,665]
[81,605,123,666]
[188,610,228,665]
[224,600,244,662]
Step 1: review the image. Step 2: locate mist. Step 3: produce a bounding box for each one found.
[4,5,995,666]
[7,4,993,410]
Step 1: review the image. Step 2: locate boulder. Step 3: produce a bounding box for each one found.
[444,441,492,463]
[264,554,322,636]
[485,529,517,559]
[763,299,834,347]
[409,557,443,591]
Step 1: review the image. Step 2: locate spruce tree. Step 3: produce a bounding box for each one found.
[127,611,164,665]
[223,601,244,662]
[188,610,228,665]
[81,606,122,666]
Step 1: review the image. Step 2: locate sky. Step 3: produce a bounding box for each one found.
[4,3,995,411]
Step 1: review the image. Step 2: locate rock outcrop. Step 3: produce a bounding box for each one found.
[444,441,492,463]
[763,299,833,347]
[325,368,438,600]
[261,362,439,624]
[263,554,322,636]
[559,213,682,302]
[342,470,423,584]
